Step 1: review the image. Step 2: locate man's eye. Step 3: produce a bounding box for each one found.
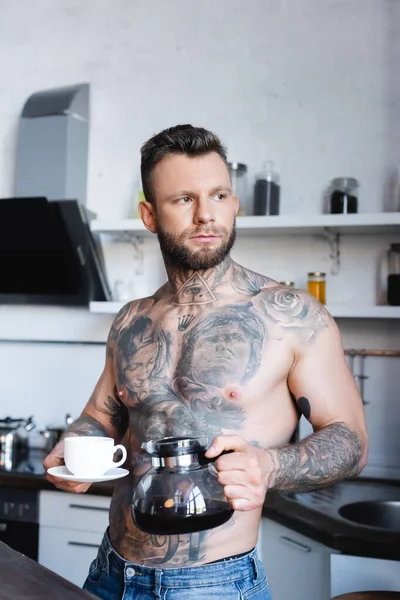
[177,197,192,204]
[213,193,227,201]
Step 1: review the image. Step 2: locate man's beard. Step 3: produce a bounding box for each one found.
[157,220,236,270]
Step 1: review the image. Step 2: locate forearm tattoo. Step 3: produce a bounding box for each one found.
[268,422,363,493]
[62,415,110,438]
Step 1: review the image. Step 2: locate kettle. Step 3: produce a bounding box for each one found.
[132,436,234,535]
[0,416,36,459]
[40,413,73,452]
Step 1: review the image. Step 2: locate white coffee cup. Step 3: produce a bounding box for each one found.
[64,436,127,477]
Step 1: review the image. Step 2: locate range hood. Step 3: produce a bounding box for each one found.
[0,196,111,306]
[15,83,89,205]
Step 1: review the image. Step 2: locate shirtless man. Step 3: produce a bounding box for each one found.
[44,124,368,600]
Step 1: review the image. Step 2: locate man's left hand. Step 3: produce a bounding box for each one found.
[205,435,274,511]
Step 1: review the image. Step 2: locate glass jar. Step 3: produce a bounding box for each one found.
[279,281,295,288]
[329,178,358,214]
[253,160,280,216]
[307,272,326,304]
[229,162,249,215]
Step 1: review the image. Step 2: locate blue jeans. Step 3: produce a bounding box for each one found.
[83,529,271,600]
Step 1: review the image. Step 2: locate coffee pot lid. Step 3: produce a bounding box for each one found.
[142,436,208,458]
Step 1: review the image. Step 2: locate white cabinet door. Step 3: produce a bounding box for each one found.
[38,490,111,586]
[331,555,400,596]
[259,518,331,600]
[39,526,104,588]
[39,490,110,532]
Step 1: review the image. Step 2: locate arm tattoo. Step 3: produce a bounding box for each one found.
[268,422,363,493]
[104,386,129,437]
[253,286,329,343]
[62,415,110,438]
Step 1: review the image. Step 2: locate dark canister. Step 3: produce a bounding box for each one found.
[253,160,280,215]
[329,177,358,214]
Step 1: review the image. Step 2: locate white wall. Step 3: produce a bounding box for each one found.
[0,0,399,470]
[1,0,400,216]
[0,340,106,430]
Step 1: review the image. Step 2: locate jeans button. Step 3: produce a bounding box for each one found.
[126,567,136,577]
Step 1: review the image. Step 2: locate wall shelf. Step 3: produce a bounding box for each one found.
[90,213,400,237]
[89,301,400,319]
[90,213,400,318]
[326,305,400,319]
[90,301,125,314]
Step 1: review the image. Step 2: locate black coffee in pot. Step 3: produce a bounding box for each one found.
[132,498,233,535]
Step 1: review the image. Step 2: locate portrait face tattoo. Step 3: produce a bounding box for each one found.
[117,316,170,403]
[177,306,265,389]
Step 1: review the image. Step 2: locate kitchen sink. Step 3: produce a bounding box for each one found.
[339,500,400,531]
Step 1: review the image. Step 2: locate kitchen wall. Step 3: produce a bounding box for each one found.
[2,0,400,216]
[0,0,399,474]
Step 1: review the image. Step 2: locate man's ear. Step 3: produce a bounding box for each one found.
[233,195,239,216]
[139,200,157,233]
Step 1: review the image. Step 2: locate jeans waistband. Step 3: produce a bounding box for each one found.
[97,528,262,587]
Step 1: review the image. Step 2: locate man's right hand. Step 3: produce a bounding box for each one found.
[43,438,92,494]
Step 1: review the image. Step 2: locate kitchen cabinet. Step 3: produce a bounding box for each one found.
[331,555,400,596]
[39,527,105,589]
[259,517,400,599]
[38,490,110,587]
[258,517,332,600]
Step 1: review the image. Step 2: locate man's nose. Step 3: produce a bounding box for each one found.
[193,197,215,225]
[215,339,228,352]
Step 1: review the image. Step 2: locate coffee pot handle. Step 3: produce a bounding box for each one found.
[198,449,234,466]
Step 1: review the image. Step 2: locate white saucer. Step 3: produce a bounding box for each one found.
[47,466,129,483]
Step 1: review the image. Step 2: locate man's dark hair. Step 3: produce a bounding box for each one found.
[140,124,229,205]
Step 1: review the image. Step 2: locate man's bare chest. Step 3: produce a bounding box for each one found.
[113,301,290,444]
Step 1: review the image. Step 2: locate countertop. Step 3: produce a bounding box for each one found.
[0,540,95,599]
[2,450,399,561]
[0,450,115,496]
[262,478,400,561]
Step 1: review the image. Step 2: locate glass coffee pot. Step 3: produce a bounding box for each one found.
[131,436,234,535]
[387,243,400,306]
